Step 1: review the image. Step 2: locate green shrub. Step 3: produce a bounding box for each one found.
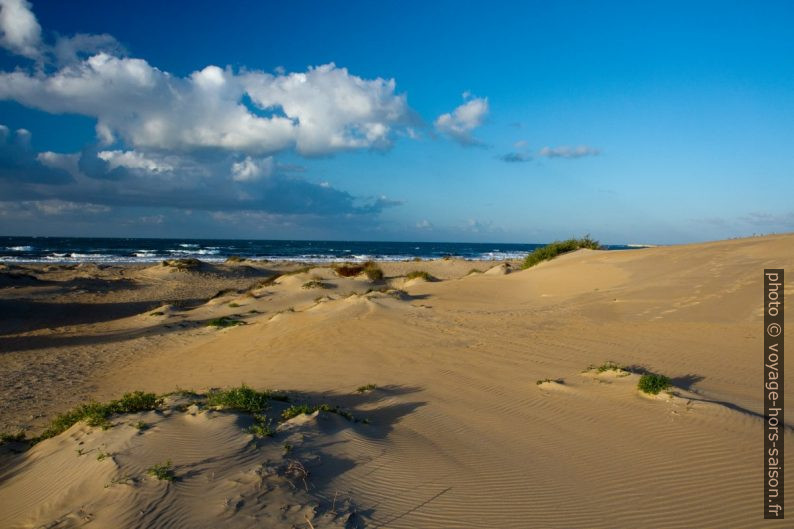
[356,384,377,393]
[334,264,364,277]
[522,236,602,269]
[161,258,202,271]
[38,391,161,441]
[205,316,245,328]
[302,280,329,289]
[206,385,271,414]
[406,270,434,281]
[638,373,672,395]
[147,460,174,481]
[363,262,384,281]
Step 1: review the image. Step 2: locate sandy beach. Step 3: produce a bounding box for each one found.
[0,234,791,528]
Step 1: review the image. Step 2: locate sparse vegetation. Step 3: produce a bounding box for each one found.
[228,302,240,308]
[281,403,354,422]
[132,421,149,430]
[205,316,245,328]
[161,258,202,271]
[356,384,377,393]
[638,373,672,395]
[0,431,26,444]
[248,416,276,437]
[522,235,602,269]
[225,255,246,263]
[206,385,272,414]
[363,262,384,281]
[96,450,110,461]
[302,280,329,289]
[467,268,483,275]
[147,460,175,481]
[333,261,382,279]
[536,378,553,385]
[38,391,161,441]
[405,270,434,281]
[587,361,626,373]
[149,311,165,316]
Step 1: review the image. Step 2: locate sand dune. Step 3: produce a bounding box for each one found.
[1,235,792,528]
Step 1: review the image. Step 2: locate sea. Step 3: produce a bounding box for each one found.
[0,236,636,264]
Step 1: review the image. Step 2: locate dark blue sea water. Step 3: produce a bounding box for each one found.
[0,236,635,264]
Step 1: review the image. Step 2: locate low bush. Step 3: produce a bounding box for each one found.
[405,270,434,281]
[522,236,602,269]
[638,373,672,395]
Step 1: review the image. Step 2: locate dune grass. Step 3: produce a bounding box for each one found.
[161,258,202,271]
[147,460,175,481]
[302,280,329,289]
[405,270,434,281]
[355,384,377,393]
[37,391,161,441]
[638,373,672,395]
[205,316,245,328]
[334,261,383,280]
[522,235,602,269]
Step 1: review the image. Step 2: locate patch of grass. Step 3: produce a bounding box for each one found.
[149,311,165,316]
[225,255,246,263]
[283,443,293,453]
[147,460,174,481]
[0,431,26,444]
[356,384,377,393]
[536,378,553,385]
[206,385,271,414]
[467,268,483,275]
[248,415,276,437]
[363,262,384,281]
[334,263,365,277]
[205,316,245,328]
[302,280,329,289]
[96,450,110,461]
[228,302,240,308]
[638,373,672,395]
[38,391,161,441]
[162,258,202,271]
[587,361,625,373]
[281,403,354,422]
[405,270,434,281]
[522,235,602,269]
[132,421,149,431]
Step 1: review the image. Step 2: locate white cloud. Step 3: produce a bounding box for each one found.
[97,150,174,173]
[434,93,489,145]
[0,0,41,59]
[0,55,412,156]
[538,145,600,158]
[37,151,83,177]
[231,156,273,182]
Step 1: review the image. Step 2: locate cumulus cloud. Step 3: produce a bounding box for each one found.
[231,156,274,182]
[0,1,410,233]
[538,145,600,159]
[0,56,412,156]
[0,0,41,59]
[434,93,489,145]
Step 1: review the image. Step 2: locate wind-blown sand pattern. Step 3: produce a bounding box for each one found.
[1,234,792,528]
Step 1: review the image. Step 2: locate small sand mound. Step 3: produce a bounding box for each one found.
[484,263,512,275]
[0,393,362,529]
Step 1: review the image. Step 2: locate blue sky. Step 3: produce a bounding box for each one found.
[0,0,792,244]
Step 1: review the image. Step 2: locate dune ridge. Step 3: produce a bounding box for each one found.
[1,234,792,528]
